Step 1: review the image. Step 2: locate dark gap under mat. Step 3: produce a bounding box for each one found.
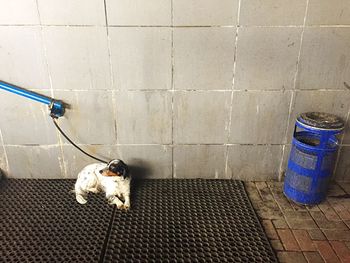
[0,179,114,263]
[0,179,277,263]
[104,179,277,263]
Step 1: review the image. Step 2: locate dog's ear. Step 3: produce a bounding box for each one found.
[122,165,129,179]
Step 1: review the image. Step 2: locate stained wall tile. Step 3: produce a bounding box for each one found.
[173,145,227,179]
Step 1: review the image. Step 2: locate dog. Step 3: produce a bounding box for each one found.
[74,159,131,210]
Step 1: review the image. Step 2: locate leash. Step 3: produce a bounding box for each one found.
[52,117,109,164]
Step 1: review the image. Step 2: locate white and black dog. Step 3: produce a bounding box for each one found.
[74,159,131,210]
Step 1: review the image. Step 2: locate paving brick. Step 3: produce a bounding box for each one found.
[310,211,348,230]
[330,241,350,263]
[340,183,350,194]
[328,198,350,221]
[293,230,317,251]
[307,205,321,212]
[315,241,341,263]
[273,218,289,229]
[346,242,350,250]
[291,202,309,212]
[256,181,276,202]
[323,230,350,242]
[328,184,347,196]
[277,252,307,263]
[247,189,263,202]
[262,220,279,240]
[278,229,301,251]
[286,218,318,230]
[284,211,313,220]
[308,229,326,241]
[255,181,268,190]
[318,202,342,221]
[256,204,284,220]
[271,239,284,251]
[303,252,325,263]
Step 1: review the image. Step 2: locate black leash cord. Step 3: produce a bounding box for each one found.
[52,118,109,164]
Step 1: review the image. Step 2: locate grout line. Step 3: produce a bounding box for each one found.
[333,105,350,180]
[278,0,310,182]
[26,88,349,93]
[35,0,68,178]
[3,143,290,147]
[0,129,10,174]
[171,0,175,179]
[224,0,242,179]
[1,24,350,28]
[103,0,118,145]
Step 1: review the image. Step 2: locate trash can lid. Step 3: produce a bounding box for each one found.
[297,112,345,130]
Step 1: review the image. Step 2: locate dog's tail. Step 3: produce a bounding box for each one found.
[74,184,88,205]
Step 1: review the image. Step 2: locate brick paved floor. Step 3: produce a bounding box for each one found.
[245,182,350,263]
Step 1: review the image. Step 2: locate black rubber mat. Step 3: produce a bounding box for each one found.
[0,179,277,263]
[104,179,277,263]
[0,179,114,263]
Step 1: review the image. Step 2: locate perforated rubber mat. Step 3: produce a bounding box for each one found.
[0,179,113,263]
[104,179,277,263]
[0,179,277,263]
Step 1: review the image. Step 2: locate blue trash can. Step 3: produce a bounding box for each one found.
[284,112,344,205]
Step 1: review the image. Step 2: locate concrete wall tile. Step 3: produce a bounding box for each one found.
[6,145,61,178]
[174,91,231,144]
[115,91,172,144]
[343,117,350,144]
[43,27,111,90]
[106,0,171,26]
[173,145,227,179]
[37,0,105,25]
[0,0,39,25]
[335,146,350,181]
[0,26,50,90]
[0,143,9,174]
[173,0,239,26]
[235,27,301,90]
[62,144,172,179]
[174,28,235,90]
[296,28,350,90]
[113,145,172,179]
[227,145,282,180]
[53,90,116,145]
[240,0,306,26]
[307,0,350,25]
[0,91,58,145]
[110,27,172,90]
[229,91,292,144]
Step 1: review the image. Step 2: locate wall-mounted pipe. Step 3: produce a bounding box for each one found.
[0,81,65,118]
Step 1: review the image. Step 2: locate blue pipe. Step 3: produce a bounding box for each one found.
[0,81,65,118]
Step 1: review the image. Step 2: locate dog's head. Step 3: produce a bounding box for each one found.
[99,159,129,178]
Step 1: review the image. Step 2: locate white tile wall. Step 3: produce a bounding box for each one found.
[37,0,106,25]
[173,91,231,144]
[235,27,301,90]
[0,0,39,25]
[109,27,172,90]
[115,91,172,144]
[43,27,111,90]
[173,0,239,26]
[106,0,171,26]
[0,0,349,181]
[174,28,235,90]
[0,26,50,90]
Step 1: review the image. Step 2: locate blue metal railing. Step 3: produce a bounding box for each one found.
[0,81,65,118]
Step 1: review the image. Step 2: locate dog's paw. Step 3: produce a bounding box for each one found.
[121,204,130,211]
[76,194,87,205]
